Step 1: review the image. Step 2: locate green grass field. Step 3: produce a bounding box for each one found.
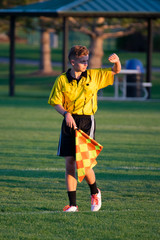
[0,96,160,240]
[0,46,160,239]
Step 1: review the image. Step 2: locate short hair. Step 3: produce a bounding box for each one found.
[68,45,89,62]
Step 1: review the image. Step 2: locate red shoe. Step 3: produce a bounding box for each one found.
[63,205,78,212]
[91,188,102,212]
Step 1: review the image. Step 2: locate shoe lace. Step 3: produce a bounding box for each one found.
[91,194,98,205]
[63,205,70,211]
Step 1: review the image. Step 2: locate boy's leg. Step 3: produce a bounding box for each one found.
[65,156,77,207]
[65,156,77,191]
[85,168,98,195]
[85,168,101,211]
[85,168,96,185]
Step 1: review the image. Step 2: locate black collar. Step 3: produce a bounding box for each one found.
[66,69,87,83]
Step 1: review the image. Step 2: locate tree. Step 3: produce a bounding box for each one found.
[36,16,62,74]
[0,0,38,33]
[69,17,146,68]
[0,0,61,75]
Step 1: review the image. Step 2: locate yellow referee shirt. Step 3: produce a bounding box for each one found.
[48,68,114,115]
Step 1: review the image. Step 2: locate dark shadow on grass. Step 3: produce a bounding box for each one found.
[0,169,64,179]
[0,96,49,108]
[98,128,160,136]
[98,101,160,112]
[95,172,160,181]
[1,169,159,182]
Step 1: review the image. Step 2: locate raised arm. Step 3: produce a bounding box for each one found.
[108,53,121,75]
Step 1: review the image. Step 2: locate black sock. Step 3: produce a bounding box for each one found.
[88,182,98,195]
[67,191,76,206]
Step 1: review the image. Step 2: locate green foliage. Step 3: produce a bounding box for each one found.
[117,32,160,52]
[0,0,40,34]
[0,1,63,35]
[154,34,160,51]
[116,32,147,52]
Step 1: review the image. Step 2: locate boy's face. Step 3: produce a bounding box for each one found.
[71,55,89,72]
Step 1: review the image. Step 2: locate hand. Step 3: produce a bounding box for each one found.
[108,53,119,63]
[65,113,77,129]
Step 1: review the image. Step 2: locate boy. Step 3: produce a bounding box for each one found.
[48,45,121,212]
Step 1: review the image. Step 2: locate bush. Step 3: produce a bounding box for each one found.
[153,34,160,51]
[117,31,160,52]
[116,32,147,52]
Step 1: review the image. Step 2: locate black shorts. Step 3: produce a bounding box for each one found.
[57,114,96,157]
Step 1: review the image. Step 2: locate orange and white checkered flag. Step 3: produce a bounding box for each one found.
[75,129,103,183]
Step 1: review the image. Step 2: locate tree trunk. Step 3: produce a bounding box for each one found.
[39,29,53,74]
[88,36,104,69]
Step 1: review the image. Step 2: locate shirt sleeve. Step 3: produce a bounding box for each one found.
[48,76,64,107]
[91,67,114,90]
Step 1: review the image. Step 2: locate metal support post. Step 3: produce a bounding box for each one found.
[63,17,69,72]
[9,16,16,96]
[146,18,153,99]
